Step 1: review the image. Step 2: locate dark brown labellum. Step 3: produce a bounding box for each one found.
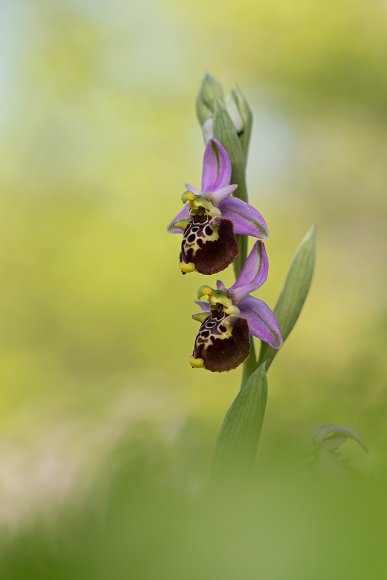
[193,313,250,372]
[180,216,239,275]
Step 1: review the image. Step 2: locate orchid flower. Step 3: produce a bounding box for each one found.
[167,139,269,275]
[189,241,283,372]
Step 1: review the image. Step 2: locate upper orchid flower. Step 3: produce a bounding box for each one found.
[167,139,269,275]
[189,241,283,372]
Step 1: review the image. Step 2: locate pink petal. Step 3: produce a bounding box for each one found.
[201,139,232,193]
[195,300,210,311]
[239,296,283,349]
[218,196,269,239]
[216,280,226,291]
[185,183,200,196]
[167,203,190,233]
[229,241,268,303]
[208,184,238,205]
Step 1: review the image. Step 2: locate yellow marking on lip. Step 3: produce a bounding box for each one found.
[189,357,204,368]
[181,191,220,218]
[192,312,210,323]
[180,261,196,273]
[197,285,214,299]
[173,219,190,230]
[184,225,220,258]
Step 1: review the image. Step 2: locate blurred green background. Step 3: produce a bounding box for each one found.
[1,0,387,577]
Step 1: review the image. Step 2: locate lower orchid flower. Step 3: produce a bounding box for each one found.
[189,241,283,372]
[167,138,268,275]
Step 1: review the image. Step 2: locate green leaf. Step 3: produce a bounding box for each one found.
[312,424,368,453]
[211,362,268,483]
[258,225,316,369]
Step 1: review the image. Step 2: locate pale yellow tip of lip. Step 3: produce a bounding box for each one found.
[187,192,195,201]
[189,357,204,369]
[180,261,196,274]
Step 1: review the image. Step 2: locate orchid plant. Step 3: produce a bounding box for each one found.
[168,74,316,483]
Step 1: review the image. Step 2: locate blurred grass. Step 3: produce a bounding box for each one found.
[0,0,387,576]
[1,444,387,580]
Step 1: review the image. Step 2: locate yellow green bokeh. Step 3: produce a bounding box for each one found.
[1,0,387,577]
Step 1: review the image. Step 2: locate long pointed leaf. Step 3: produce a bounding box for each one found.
[259,225,316,369]
[312,424,368,453]
[211,362,268,484]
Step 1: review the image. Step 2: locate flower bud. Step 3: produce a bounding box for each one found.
[196,74,224,125]
[202,117,214,142]
[225,94,244,134]
[229,88,253,158]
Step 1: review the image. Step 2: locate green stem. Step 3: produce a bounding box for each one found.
[242,338,257,384]
[232,168,259,390]
[212,98,265,414]
[210,91,268,484]
[232,174,248,279]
